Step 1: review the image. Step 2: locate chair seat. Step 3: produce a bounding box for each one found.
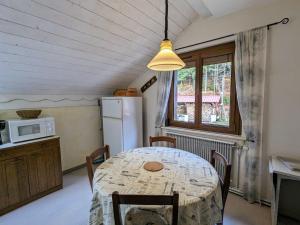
[125,207,169,225]
[112,191,179,225]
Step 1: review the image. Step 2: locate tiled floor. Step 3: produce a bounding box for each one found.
[1,168,91,225]
[0,168,271,225]
[224,193,271,225]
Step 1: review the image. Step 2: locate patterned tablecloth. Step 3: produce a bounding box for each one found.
[89,147,223,225]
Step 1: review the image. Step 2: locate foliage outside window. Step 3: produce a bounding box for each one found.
[168,42,241,135]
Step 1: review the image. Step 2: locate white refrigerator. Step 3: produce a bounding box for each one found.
[102,97,143,156]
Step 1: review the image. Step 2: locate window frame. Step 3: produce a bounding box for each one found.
[167,42,241,135]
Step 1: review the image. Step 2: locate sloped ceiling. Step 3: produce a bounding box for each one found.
[0,0,277,95]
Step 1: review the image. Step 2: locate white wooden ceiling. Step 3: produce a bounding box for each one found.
[0,0,277,95]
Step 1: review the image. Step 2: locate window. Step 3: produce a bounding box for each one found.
[168,42,241,135]
[173,61,196,123]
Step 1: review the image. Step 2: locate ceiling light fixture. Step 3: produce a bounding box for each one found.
[147,0,185,71]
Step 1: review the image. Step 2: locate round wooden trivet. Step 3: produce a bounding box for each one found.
[143,161,164,172]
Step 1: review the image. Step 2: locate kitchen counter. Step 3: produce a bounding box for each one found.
[0,135,60,150]
[0,136,62,215]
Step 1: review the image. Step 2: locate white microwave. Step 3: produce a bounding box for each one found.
[6,117,56,143]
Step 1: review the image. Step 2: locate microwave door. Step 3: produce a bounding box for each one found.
[9,121,46,143]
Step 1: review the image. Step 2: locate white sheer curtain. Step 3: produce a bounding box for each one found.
[235,27,268,203]
[155,71,173,135]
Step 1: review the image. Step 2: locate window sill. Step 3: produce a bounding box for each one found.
[162,126,245,145]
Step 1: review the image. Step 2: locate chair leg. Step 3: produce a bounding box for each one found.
[216,209,224,225]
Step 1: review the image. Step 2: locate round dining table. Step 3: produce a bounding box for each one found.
[89,147,223,225]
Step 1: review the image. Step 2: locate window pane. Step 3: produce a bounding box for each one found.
[202,62,232,127]
[174,62,196,122]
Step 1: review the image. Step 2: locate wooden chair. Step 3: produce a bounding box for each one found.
[210,150,232,225]
[86,145,110,189]
[149,136,176,148]
[112,191,179,225]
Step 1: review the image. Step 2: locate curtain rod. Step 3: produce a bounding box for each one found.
[175,17,289,51]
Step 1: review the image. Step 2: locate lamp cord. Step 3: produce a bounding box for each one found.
[164,0,168,40]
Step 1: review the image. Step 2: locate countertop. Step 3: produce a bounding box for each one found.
[0,136,60,150]
[269,156,300,179]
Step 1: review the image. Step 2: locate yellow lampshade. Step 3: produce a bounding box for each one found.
[147,40,185,71]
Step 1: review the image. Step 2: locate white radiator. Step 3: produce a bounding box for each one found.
[166,133,236,180]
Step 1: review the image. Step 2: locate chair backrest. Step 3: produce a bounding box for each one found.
[86,145,110,189]
[210,150,231,206]
[149,136,176,148]
[112,191,179,225]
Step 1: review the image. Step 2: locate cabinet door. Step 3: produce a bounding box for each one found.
[27,144,61,196]
[0,163,8,210]
[0,157,30,208]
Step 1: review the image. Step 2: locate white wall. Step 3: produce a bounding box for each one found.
[129,71,158,146]
[129,0,300,201]
[0,95,102,171]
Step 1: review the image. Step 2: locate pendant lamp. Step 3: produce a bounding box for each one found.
[147,0,185,71]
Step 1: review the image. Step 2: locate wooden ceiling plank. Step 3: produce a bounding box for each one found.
[184,0,212,17]
[0,6,153,64]
[0,86,111,95]
[0,40,148,75]
[0,0,157,53]
[0,20,150,71]
[0,2,155,58]
[1,71,136,88]
[0,61,140,79]
[0,55,141,76]
[30,0,157,50]
[170,0,199,23]
[0,32,148,72]
[123,0,183,36]
[34,0,159,45]
[0,76,100,88]
[0,79,133,93]
[0,47,146,76]
[69,0,163,41]
[84,0,175,38]
[146,0,191,30]
[0,0,206,95]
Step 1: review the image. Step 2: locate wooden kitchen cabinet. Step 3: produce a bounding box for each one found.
[27,143,61,195]
[0,157,30,209]
[0,137,62,215]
